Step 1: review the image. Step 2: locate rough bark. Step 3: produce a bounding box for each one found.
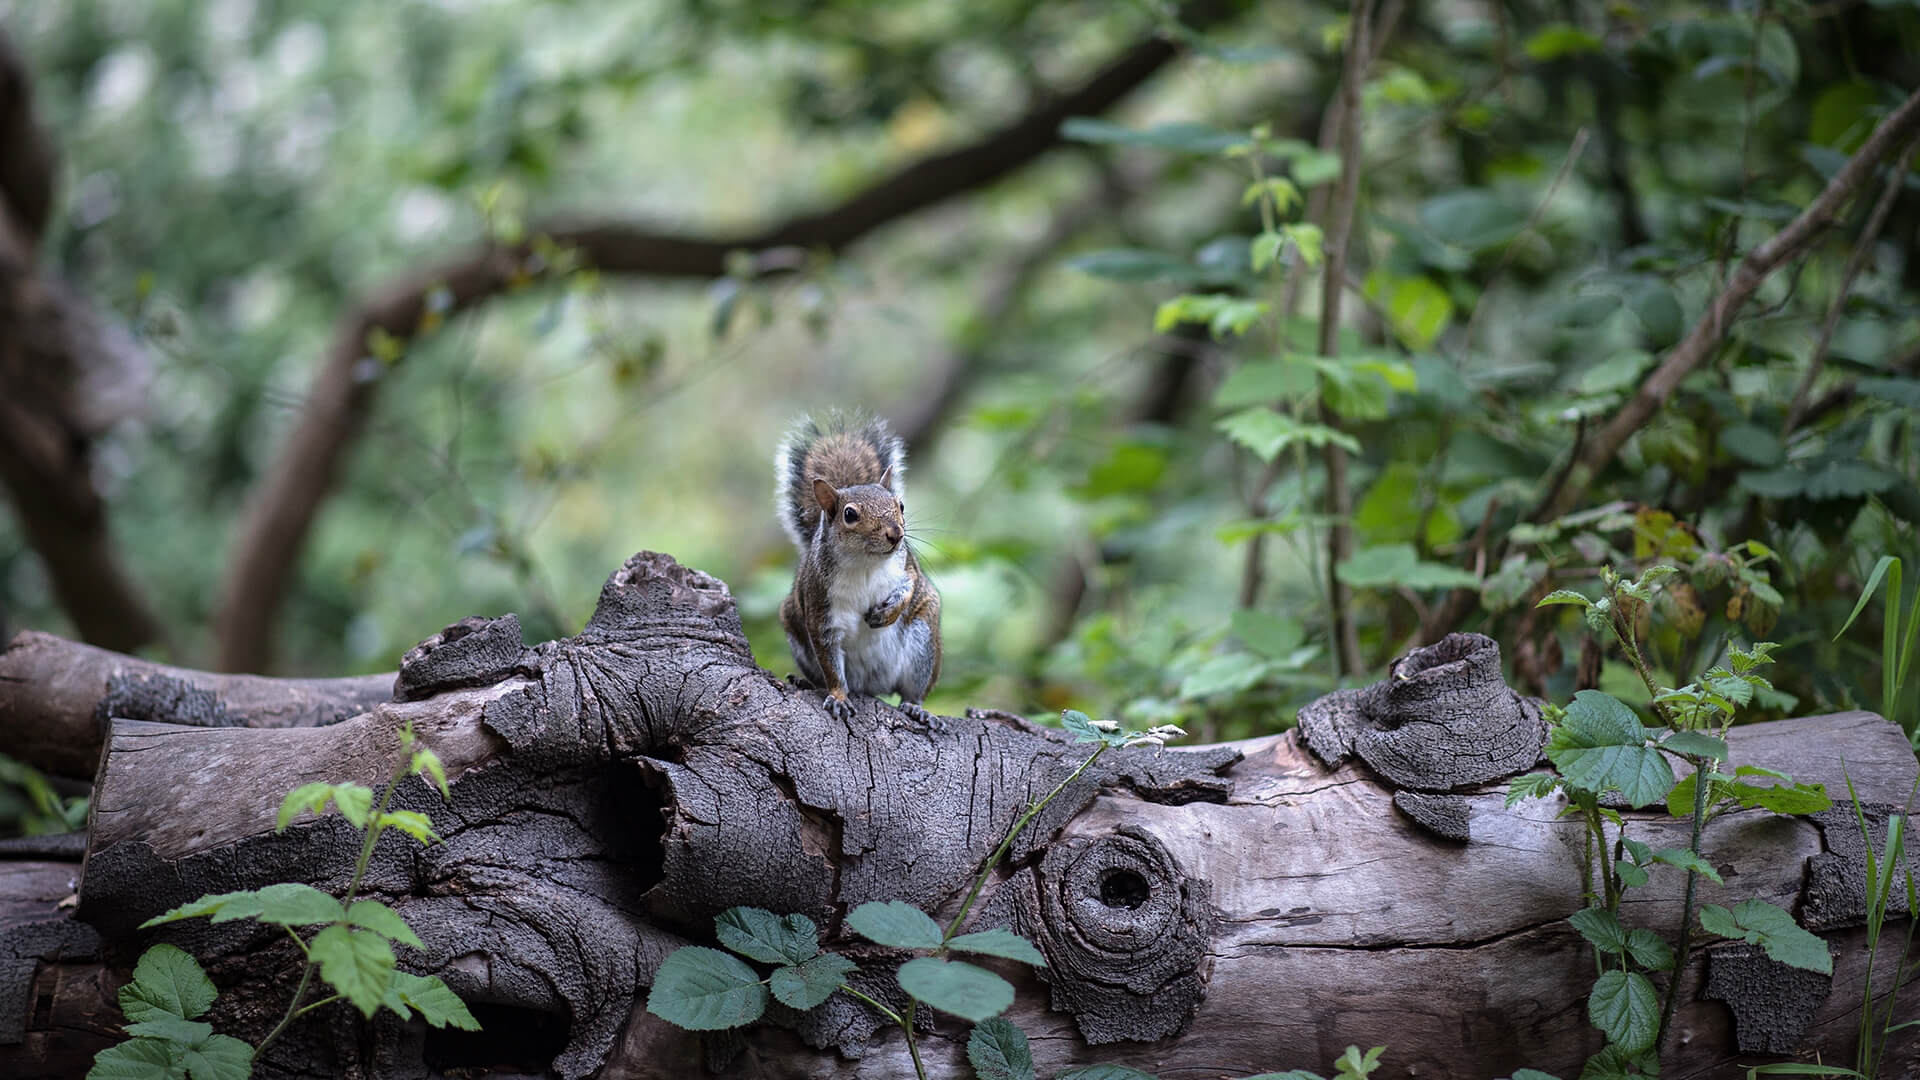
[212,11,1235,676]
[0,552,1914,1080]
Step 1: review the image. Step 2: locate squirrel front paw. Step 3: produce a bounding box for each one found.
[822,692,855,721]
[864,583,911,627]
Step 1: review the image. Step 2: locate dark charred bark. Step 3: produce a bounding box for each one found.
[0,552,1913,1079]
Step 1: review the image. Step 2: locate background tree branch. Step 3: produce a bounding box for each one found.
[212,24,1226,674]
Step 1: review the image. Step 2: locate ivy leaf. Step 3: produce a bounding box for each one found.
[846,901,944,950]
[716,907,820,966]
[1547,691,1675,808]
[946,928,1048,967]
[181,1034,253,1080]
[769,952,859,1010]
[87,1037,187,1080]
[308,925,398,1018]
[644,946,768,1030]
[1588,969,1660,1052]
[895,957,1015,1023]
[346,899,424,949]
[966,1017,1036,1080]
[119,944,217,1023]
[385,971,481,1030]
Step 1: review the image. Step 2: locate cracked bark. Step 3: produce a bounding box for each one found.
[0,552,1915,1078]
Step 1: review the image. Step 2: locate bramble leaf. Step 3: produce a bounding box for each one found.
[1547,692,1674,808]
[386,971,481,1030]
[182,1034,253,1080]
[846,901,944,950]
[895,957,1015,1022]
[87,1037,187,1080]
[1588,969,1659,1052]
[716,907,820,966]
[119,944,217,1022]
[644,947,767,1030]
[947,928,1048,967]
[309,925,397,1018]
[967,1017,1036,1080]
[1568,907,1627,954]
[769,952,859,1010]
[347,900,423,949]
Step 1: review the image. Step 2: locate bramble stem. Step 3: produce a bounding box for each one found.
[1655,753,1712,1050]
[943,742,1110,942]
[256,734,410,1057]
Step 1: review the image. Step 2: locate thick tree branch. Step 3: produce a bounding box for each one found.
[213,27,1222,674]
[1537,83,1920,521]
[0,35,162,654]
[1316,0,1376,677]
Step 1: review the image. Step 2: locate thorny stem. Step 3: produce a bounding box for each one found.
[255,735,412,1057]
[1655,752,1713,1051]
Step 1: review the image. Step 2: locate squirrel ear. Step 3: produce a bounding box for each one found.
[811,478,839,515]
[879,466,896,493]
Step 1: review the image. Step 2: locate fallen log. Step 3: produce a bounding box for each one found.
[0,551,1913,1079]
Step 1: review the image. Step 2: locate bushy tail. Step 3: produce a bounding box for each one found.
[774,413,906,549]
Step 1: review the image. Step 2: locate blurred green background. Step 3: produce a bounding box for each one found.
[2,0,1918,813]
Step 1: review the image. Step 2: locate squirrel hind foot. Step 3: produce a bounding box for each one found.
[897,701,942,730]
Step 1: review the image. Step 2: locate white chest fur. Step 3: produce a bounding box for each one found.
[826,548,916,694]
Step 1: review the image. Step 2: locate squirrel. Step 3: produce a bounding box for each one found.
[775,414,942,723]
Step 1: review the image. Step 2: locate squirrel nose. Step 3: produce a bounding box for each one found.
[886,524,902,543]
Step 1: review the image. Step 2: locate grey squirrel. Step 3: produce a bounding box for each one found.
[775,415,942,722]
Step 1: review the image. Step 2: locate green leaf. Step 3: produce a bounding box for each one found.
[308,924,398,1019]
[1214,357,1318,408]
[120,944,217,1023]
[346,900,423,949]
[1720,424,1784,467]
[1283,223,1326,268]
[1588,969,1660,1052]
[1507,1072,1564,1080]
[1505,772,1561,807]
[1524,23,1603,60]
[1651,847,1724,884]
[276,782,373,831]
[1701,899,1833,974]
[769,952,859,1010]
[1659,731,1728,760]
[410,749,450,799]
[1723,776,1832,815]
[1317,359,1391,421]
[1374,273,1455,351]
[947,928,1048,967]
[644,946,769,1031]
[1064,249,1204,284]
[1857,377,1920,409]
[1251,231,1285,272]
[1059,118,1245,154]
[1568,907,1628,953]
[182,1035,253,1080]
[1336,544,1480,591]
[846,901,944,950]
[123,1018,212,1046]
[88,1037,187,1080]
[1055,1066,1160,1080]
[373,810,441,846]
[386,971,481,1030]
[1231,611,1306,661]
[1178,653,1270,700]
[1615,861,1649,889]
[1215,408,1360,461]
[895,957,1015,1023]
[1419,189,1522,251]
[1547,691,1675,808]
[967,1017,1036,1080]
[1625,929,1675,972]
[1537,590,1594,608]
[715,907,820,966]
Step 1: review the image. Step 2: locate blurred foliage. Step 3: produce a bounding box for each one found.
[2,0,1919,838]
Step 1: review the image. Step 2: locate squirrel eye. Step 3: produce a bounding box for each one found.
[843,506,860,525]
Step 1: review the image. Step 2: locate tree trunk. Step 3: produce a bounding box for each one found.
[0,552,1913,1079]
